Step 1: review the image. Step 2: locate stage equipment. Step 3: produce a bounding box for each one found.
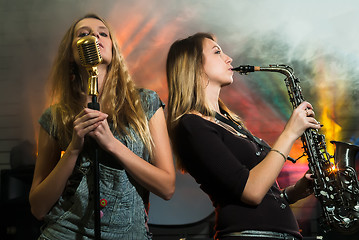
[77,35,103,239]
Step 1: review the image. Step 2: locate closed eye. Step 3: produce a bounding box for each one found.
[100,32,108,37]
[78,32,89,37]
[76,28,90,38]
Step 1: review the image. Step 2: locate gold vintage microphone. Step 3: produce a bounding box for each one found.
[77,35,103,110]
[76,35,103,239]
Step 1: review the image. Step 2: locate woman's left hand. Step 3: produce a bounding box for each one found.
[87,115,116,151]
[89,107,175,200]
[295,171,314,198]
[286,171,314,203]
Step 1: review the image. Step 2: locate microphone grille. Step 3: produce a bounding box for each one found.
[76,36,103,67]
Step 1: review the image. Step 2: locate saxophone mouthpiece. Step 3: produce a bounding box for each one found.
[232,65,260,74]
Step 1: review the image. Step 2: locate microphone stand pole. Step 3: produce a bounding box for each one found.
[76,35,103,239]
[88,74,101,240]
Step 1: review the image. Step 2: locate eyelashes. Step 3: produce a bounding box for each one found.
[76,29,109,38]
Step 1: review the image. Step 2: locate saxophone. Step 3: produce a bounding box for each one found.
[232,64,359,234]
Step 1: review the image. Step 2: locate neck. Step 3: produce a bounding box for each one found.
[205,83,221,113]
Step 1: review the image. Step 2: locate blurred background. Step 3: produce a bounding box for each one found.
[1,0,359,239]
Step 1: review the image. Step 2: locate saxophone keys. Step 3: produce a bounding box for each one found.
[280,203,286,209]
[320,190,329,198]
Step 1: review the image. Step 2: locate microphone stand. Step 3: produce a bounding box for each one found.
[76,35,103,239]
[88,73,101,240]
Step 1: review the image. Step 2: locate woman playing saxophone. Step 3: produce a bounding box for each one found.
[166,32,321,240]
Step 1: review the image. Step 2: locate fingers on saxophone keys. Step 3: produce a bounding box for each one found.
[312,116,323,127]
[309,118,323,128]
[305,108,315,117]
[314,119,324,127]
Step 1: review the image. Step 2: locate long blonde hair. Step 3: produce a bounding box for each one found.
[166,32,242,170]
[49,13,153,154]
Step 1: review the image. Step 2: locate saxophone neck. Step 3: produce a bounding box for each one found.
[258,65,294,77]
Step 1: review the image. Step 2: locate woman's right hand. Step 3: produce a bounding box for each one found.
[30,109,107,220]
[241,101,321,205]
[283,101,322,141]
[69,108,108,152]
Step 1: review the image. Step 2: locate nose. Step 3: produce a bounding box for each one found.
[91,31,100,39]
[225,54,233,64]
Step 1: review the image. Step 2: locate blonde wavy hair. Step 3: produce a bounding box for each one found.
[48,13,153,155]
[166,32,242,170]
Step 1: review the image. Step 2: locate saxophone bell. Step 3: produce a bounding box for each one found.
[329,141,359,234]
[331,141,359,169]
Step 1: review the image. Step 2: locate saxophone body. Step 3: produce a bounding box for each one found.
[233,64,359,233]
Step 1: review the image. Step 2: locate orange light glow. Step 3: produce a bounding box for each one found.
[330,164,338,172]
[320,106,342,162]
[314,58,344,162]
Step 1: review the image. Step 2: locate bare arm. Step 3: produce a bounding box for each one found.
[89,107,176,200]
[29,109,108,220]
[241,101,321,205]
[29,127,79,220]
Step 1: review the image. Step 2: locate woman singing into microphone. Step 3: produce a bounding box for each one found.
[166,32,320,240]
[29,13,175,240]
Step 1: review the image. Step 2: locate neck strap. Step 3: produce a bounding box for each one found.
[214,112,270,150]
[215,111,296,163]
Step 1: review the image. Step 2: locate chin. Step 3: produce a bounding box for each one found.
[101,57,112,65]
[222,79,233,87]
